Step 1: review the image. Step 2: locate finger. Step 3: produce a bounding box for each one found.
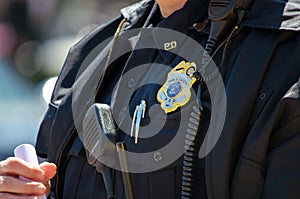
[39,162,56,197]
[39,162,56,180]
[0,192,38,199]
[0,158,45,182]
[42,180,51,197]
[0,176,46,195]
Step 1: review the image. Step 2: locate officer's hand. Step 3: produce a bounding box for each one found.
[0,157,56,198]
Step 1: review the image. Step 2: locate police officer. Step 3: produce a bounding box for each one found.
[1,0,300,198]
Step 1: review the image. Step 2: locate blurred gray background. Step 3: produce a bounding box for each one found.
[0,0,136,160]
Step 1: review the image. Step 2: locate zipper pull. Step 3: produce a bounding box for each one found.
[236,8,248,28]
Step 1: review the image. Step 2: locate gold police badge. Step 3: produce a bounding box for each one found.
[157,61,197,114]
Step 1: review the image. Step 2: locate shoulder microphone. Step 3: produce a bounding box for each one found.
[207,0,254,51]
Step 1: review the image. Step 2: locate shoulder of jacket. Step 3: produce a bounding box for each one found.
[243,0,300,31]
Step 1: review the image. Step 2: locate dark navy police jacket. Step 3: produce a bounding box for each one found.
[36,0,300,198]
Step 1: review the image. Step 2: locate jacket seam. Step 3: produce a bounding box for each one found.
[268,113,300,151]
[49,102,59,109]
[276,113,300,131]
[239,154,265,171]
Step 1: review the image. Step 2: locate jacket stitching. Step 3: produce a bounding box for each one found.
[276,113,300,131]
[239,154,265,171]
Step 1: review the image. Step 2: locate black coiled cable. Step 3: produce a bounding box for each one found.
[193,38,219,82]
[181,104,203,199]
[180,37,219,199]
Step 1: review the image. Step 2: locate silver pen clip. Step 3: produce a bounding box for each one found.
[131,106,139,137]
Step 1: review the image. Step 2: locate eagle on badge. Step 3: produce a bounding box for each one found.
[157,61,197,114]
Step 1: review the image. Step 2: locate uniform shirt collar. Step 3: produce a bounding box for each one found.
[151,0,210,62]
[155,0,209,31]
[121,0,300,32]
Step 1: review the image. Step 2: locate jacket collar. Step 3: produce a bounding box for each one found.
[243,0,300,31]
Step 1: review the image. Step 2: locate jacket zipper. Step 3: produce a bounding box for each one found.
[54,19,126,199]
[220,9,247,68]
[55,127,76,198]
[220,25,241,70]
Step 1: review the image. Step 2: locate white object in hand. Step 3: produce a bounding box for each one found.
[14,144,47,199]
